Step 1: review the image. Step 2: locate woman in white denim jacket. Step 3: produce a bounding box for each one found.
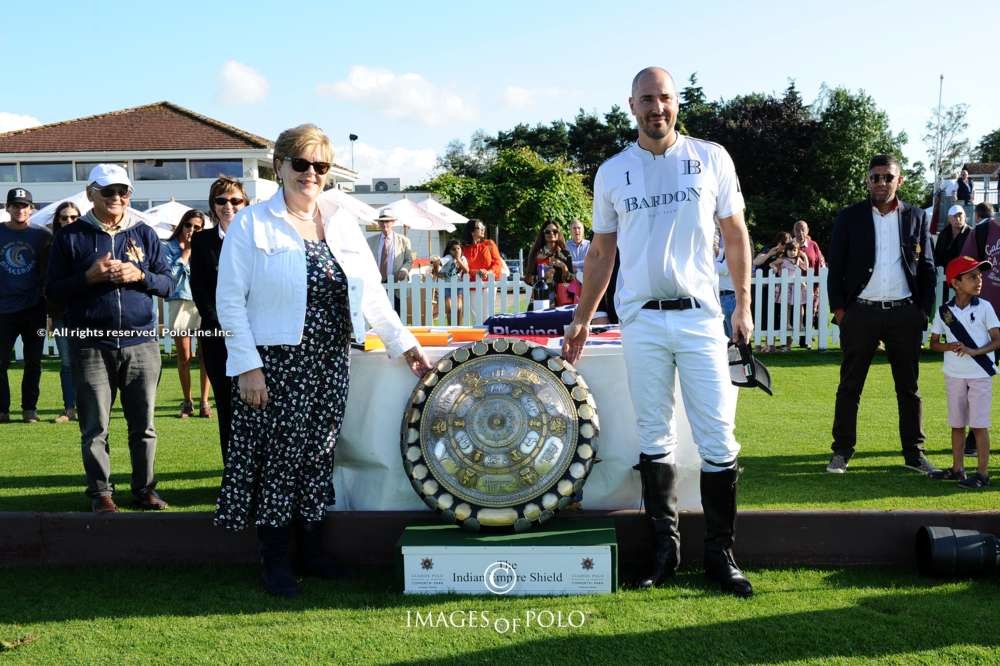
[214,124,430,598]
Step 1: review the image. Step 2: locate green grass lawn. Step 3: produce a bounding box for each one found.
[0,566,998,664]
[1,350,997,512]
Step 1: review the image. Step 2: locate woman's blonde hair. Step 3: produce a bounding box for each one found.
[273,124,334,177]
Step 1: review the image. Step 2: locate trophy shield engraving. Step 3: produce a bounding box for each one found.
[401,340,599,532]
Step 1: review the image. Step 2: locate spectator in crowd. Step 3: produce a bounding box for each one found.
[770,239,808,352]
[826,154,937,475]
[793,219,825,339]
[190,176,247,460]
[958,201,999,458]
[47,202,81,423]
[163,209,209,419]
[0,187,51,424]
[928,256,998,489]
[566,219,590,280]
[366,211,412,314]
[934,205,972,299]
[430,238,469,324]
[214,124,431,597]
[793,220,825,270]
[46,164,172,513]
[461,218,503,322]
[956,169,973,206]
[751,232,791,352]
[525,221,574,305]
[715,226,735,339]
[974,202,994,226]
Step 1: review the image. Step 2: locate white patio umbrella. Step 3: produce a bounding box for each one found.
[29,191,93,228]
[418,198,468,227]
[318,187,380,224]
[0,210,8,223]
[378,198,455,232]
[143,200,194,239]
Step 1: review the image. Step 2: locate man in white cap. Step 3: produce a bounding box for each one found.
[0,187,51,423]
[46,164,172,513]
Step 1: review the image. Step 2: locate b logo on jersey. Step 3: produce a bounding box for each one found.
[682,160,701,175]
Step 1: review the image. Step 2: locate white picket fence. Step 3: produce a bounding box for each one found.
[13,268,951,359]
[750,267,948,350]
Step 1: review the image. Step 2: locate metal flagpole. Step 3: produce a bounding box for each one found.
[932,75,944,229]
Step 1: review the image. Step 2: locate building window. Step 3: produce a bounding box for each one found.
[76,161,128,181]
[20,162,73,182]
[131,201,150,211]
[134,159,186,181]
[0,164,16,182]
[189,159,242,180]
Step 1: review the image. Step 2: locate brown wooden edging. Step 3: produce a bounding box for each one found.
[2,510,998,578]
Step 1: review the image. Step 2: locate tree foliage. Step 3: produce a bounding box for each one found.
[923,103,970,179]
[424,79,925,254]
[974,128,1000,162]
[422,148,591,256]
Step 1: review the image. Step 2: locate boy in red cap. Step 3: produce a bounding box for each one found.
[928,256,1000,488]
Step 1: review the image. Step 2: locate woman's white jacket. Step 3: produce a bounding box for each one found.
[217,189,417,377]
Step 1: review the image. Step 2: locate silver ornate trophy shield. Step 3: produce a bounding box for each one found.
[401,339,600,531]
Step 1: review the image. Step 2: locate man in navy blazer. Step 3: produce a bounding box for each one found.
[826,154,938,475]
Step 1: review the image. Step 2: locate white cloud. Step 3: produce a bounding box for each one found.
[501,86,565,110]
[216,60,269,105]
[336,141,438,189]
[317,66,477,126]
[0,112,41,133]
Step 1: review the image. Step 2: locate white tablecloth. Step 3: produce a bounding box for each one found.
[334,344,717,511]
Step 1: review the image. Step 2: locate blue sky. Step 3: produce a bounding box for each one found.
[3,1,997,187]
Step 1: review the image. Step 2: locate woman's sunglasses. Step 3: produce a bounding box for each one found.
[57,214,79,223]
[284,157,331,175]
[213,196,245,206]
[182,221,203,230]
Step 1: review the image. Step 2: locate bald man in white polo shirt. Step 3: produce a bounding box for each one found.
[563,66,754,598]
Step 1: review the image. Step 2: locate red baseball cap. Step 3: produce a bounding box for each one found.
[945,255,992,284]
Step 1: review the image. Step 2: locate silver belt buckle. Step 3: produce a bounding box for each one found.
[881,300,893,310]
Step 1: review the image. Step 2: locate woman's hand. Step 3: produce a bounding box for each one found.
[238,368,269,410]
[403,346,432,377]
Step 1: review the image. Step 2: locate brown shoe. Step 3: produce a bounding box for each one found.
[199,402,213,419]
[133,490,168,510]
[53,408,76,424]
[91,496,119,513]
[178,400,194,419]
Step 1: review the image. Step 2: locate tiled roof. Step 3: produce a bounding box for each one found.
[0,101,273,153]
[963,162,1000,176]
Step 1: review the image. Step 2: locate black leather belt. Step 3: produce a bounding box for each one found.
[642,298,700,311]
[719,290,735,296]
[856,297,912,309]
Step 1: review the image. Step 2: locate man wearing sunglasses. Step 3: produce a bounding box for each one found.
[0,187,52,424]
[46,164,173,513]
[826,154,937,475]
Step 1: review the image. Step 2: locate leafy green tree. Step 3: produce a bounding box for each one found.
[421,148,591,256]
[567,106,634,188]
[974,128,1000,162]
[923,103,970,182]
[488,121,570,162]
[808,86,914,244]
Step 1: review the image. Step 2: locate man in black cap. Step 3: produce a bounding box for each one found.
[0,188,51,423]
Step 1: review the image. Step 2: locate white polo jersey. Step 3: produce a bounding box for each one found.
[930,298,1000,379]
[592,136,744,325]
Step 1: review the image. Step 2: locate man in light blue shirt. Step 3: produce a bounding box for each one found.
[565,219,590,280]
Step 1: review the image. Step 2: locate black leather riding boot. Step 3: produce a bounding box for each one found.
[701,467,753,598]
[298,520,339,579]
[635,454,681,589]
[257,525,300,597]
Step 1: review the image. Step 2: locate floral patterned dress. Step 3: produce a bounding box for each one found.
[215,239,352,530]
